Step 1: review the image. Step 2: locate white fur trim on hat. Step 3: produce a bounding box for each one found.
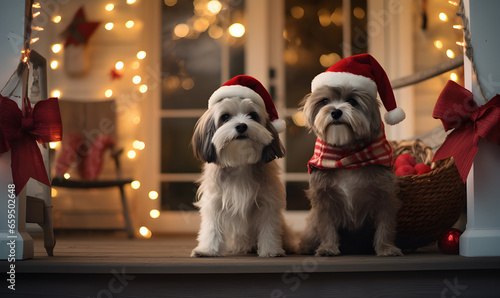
[384,107,406,125]
[272,119,286,133]
[311,72,377,97]
[208,85,265,109]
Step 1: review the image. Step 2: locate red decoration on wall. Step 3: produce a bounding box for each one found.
[110,68,123,80]
[0,96,62,195]
[62,6,100,47]
[432,80,500,182]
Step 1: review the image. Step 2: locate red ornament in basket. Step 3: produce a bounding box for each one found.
[394,153,431,176]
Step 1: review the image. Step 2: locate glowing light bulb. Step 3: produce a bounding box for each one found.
[132,75,142,84]
[105,3,114,11]
[150,209,160,219]
[127,0,136,4]
[51,90,61,98]
[292,111,306,127]
[125,20,135,28]
[50,60,59,69]
[450,73,458,82]
[290,6,304,19]
[51,44,62,53]
[446,49,455,58]
[164,0,177,6]
[174,24,189,38]
[63,173,70,179]
[131,180,141,189]
[49,142,58,149]
[139,84,148,93]
[105,89,113,98]
[207,0,222,14]
[139,226,152,238]
[434,40,443,49]
[131,61,140,69]
[149,191,159,200]
[133,116,141,124]
[208,26,223,39]
[115,61,124,70]
[52,15,62,23]
[137,51,146,59]
[439,13,447,21]
[133,140,146,150]
[127,150,137,159]
[105,22,114,30]
[228,23,245,37]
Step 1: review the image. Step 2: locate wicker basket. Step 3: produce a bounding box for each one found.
[391,139,466,250]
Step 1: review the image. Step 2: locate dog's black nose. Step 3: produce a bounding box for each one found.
[331,109,343,120]
[235,123,247,134]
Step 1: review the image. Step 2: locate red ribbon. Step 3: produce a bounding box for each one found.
[0,96,62,195]
[432,80,500,183]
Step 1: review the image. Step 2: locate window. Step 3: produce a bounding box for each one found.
[157,0,368,228]
[160,0,245,211]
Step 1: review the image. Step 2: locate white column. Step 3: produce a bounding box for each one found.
[367,0,415,140]
[0,0,34,260]
[460,0,500,257]
[244,0,270,87]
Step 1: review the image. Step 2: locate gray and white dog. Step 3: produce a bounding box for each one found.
[298,54,405,256]
[190,75,293,257]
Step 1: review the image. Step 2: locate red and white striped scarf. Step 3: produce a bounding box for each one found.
[307,134,393,174]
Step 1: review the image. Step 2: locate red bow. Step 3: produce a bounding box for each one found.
[0,96,62,195]
[432,80,500,182]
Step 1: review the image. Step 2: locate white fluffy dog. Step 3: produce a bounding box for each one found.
[190,75,293,257]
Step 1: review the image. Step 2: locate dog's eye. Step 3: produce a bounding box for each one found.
[220,113,231,123]
[248,112,260,122]
[347,98,358,106]
[321,98,329,105]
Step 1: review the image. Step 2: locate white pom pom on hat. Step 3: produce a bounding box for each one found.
[208,75,286,133]
[311,53,405,125]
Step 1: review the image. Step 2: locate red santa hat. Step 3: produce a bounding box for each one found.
[311,53,405,125]
[208,75,286,133]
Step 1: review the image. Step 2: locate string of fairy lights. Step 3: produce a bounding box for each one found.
[45,0,157,238]
[434,1,463,83]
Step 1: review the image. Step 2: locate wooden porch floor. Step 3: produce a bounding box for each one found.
[3,231,500,297]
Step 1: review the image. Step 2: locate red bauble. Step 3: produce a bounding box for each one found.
[395,153,416,168]
[414,163,432,175]
[395,164,417,176]
[438,228,462,254]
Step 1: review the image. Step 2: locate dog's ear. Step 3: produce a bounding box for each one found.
[261,120,285,163]
[192,111,217,163]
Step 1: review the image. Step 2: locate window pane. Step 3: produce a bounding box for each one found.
[161,118,201,173]
[285,117,317,173]
[284,0,344,108]
[350,0,368,55]
[161,1,245,110]
[161,182,198,211]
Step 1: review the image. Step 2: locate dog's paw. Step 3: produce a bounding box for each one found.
[315,244,341,257]
[190,248,222,257]
[258,248,286,257]
[376,245,403,257]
